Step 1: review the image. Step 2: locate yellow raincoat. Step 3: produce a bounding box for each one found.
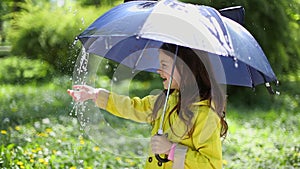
[95,90,222,169]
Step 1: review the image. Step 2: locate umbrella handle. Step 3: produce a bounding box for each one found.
[154,133,170,163]
[155,154,170,163]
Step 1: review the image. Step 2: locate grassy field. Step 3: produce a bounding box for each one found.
[0,77,299,169]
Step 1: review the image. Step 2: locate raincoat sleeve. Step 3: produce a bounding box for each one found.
[173,106,222,169]
[95,91,157,123]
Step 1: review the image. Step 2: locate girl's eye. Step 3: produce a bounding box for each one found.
[161,64,167,69]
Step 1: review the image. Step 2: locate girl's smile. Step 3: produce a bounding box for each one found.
[157,49,181,90]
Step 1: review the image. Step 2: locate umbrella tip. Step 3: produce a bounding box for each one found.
[265,82,280,95]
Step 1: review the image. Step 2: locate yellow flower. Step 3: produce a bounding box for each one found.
[15,126,21,131]
[1,130,7,135]
[17,161,24,166]
[125,159,135,166]
[37,132,48,137]
[93,146,100,151]
[115,157,122,161]
[32,149,37,153]
[38,158,45,163]
[70,166,76,169]
[222,159,228,165]
[255,157,261,161]
[78,135,85,145]
[45,128,52,133]
[30,159,35,163]
[80,139,85,145]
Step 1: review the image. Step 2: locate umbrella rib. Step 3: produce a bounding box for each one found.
[257,71,277,95]
[245,63,255,88]
[132,40,151,71]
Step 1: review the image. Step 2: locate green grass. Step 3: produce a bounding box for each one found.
[0,77,299,168]
[223,107,299,168]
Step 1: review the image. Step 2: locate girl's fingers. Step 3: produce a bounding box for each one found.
[73,85,93,92]
[67,89,77,100]
[67,89,73,96]
[73,85,86,90]
[67,89,93,102]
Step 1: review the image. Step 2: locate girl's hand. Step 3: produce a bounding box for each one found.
[67,85,98,102]
[151,134,173,155]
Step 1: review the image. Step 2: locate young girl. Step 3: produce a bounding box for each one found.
[67,44,228,169]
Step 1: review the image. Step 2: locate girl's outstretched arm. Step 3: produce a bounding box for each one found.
[67,85,109,106]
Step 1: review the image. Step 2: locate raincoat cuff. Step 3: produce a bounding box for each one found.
[172,144,188,169]
[94,88,110,109]
[168,143,177,161]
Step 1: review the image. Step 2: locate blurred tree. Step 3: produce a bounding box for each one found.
[0,2,6,43]
[7,0,101,75]
[0,0,12,44]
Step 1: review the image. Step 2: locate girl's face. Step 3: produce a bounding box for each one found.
[157,50,181,90]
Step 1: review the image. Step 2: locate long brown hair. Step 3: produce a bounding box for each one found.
[151,44,228,138]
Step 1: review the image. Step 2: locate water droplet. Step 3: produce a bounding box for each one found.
[234,62,239,68]
[105,65,110,69]
[113,77,118,82]
[136,36,140,39]
[248,57,251,60]
[81,17,85,25]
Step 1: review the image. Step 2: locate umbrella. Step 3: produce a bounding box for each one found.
[78,0,278,90]
[75,0,278,162]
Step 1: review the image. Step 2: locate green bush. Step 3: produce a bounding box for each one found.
[0,56,54,84]
[7,1,109,75]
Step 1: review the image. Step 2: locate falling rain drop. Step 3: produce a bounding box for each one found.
[81,17,85,25]
[234,62,239,68]
[233,57,239,68]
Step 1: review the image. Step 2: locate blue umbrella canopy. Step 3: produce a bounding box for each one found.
[78,0,278,88]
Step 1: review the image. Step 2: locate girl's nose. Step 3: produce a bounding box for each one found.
[157,69,162,75]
